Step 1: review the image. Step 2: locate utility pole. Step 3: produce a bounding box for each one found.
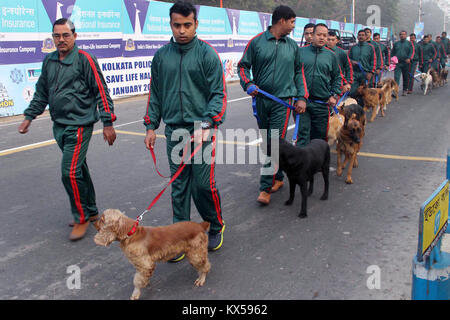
[352,0,355,25]
[418,0,422,23]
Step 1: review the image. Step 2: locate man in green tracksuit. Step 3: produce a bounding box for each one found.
[407,33,421,93]
[19,18,117,241]
[373,33,390,73]
[436,36,448,70]
[441,32,449,58]
[420,35,437,73]
[391,31,414,96]
[348,30,377,97]
[296,23,342,148]
[144,2,226,257]
[238,5,307,205]
[365,28,383,87]
[327,30,353,93]
[430,35,441,72]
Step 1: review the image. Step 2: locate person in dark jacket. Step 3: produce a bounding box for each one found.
[407,33,421,94]
[373,33,390,73]
[348,30,377,97]
[19,18,117,241]
[144,1,226,259]
[441,32,449,57]
[295,23,342,147]
[420,35,437,73]
[327,30,353,93]
[238,5,308,205]
[365,28,383,87]
[436,36,447,71]
[391,31,414,96]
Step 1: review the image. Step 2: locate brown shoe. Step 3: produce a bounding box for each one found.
[271,180,284,193]
[68,214,98,227]
[69,221,90,241]
[257,191,271,205]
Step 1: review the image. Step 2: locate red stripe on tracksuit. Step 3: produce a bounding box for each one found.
[79,50,116,122]
[209,128,223,226]
[367,43,377,73]
[70,127,85,224]
[238,32,264,86]
[346,51,354,84]
[301,64,309,100]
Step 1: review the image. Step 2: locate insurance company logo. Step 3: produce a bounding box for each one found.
[42,0,77,22]
[123,0,149,34]
[41,37,56,53]
[10,68,23,84]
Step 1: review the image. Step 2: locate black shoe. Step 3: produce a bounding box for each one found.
[402,91,407,96]
[168,253,185,263]
[208,224,225,251]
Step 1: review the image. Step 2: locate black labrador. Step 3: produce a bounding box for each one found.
[278,138,330,218]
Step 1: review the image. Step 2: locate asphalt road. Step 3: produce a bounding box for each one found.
[1,78,449,301]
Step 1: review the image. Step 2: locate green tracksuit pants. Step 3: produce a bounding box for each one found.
[395,62,410,92]
[255,96,292,193]
[295,101,330,148]
[53,123,97,224]
[421,62,432,73]
[408,61,419,92]
[165,125,224,234]
[349,71,366,97]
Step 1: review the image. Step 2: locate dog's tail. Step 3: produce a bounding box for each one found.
[200,222,210,232]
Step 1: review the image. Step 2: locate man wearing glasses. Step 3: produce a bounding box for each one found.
[19,18,117,241]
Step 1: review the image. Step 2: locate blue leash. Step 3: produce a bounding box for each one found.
[247,85,299,144]
[334,91,349,114]
[357,62,369,85]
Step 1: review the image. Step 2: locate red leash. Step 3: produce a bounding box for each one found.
[127,138,203,237]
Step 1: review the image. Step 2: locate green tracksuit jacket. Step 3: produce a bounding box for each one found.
[299,45,342,100]
[438,42,447,68]
[391,39,414,63]
[238,30,307,101]
[328,45,353,85]
[367,40,383,70]
[442,37,449,56]
[296,44,342,147]
[24,44,116,127]
[378,42,390,68]
[349,41,377,75]
[421,42,437,72]
[144,36,226,130]
[348,41,376,95]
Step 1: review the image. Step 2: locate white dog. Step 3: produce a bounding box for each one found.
[420,70,433,95]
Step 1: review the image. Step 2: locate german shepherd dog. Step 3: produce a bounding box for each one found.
[357,83,386,122]
[336,104,366,184]
[377,78,399,104]
[430,68,440,88]
[278,138,330,218]
[440,68,448,86]
[328,97,359,147]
